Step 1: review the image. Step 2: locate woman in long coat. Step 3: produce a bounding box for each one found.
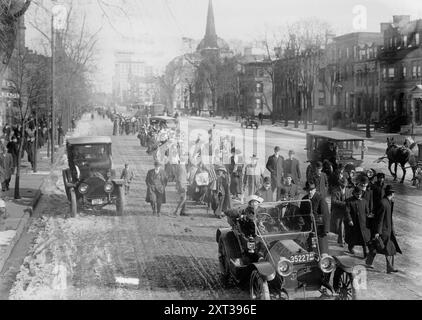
[366,185,402,273]
[243,154,264,197]
[145,161,168,216]
[344,187,371,258]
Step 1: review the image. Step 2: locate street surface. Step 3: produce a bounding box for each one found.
[4,115,422,300]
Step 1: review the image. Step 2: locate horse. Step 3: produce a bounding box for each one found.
[385,137,418,184]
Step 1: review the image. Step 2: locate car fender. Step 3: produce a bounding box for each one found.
[111,178,125,186]
[333,255,357,274]
[216,228,233,243]
[251,262,276,282]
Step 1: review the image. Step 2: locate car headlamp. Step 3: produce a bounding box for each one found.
[277,257,294,277]
[319,255,336,273]
[104,182,114,193]
[78,183,88,194]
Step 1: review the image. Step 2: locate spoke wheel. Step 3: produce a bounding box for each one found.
[250,270,270,300]
[334,269,356,300]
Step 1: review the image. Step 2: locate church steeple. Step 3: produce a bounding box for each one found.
[203,0,218,49]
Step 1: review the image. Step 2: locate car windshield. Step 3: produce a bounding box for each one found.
[254,201,313,236]
[73,144,109,161]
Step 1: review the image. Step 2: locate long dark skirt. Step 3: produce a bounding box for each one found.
[230,174,242,195]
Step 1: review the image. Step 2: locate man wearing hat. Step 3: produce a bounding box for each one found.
[255,176,274,202]
[330,177,353,247]
[266,147,285,200]
[173,162,188,216]
[120,163,135,195]
[344,187,371,257]
[244,154,264,197]
[300,181,330,254]
[311,161,329,199]
[282,174,300,201]
[211,166,232,218]
[228,147,243,200]
[283,150,302,186]
[366,185,402,273]
[372,172,386,209]
[145,161,168,216]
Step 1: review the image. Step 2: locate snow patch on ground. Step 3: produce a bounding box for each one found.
[0,230,16,246]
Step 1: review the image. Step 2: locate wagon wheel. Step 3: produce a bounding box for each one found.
[333,269,356,300]
[250,270,270,300]
[218,239,231,285]
[69,188,78,218]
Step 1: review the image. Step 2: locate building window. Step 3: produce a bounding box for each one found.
[404,35,408,47]
[319,90,325,106]
[382,67,387,80]
[393,99,397,113]
[384,99,388,113]
[256,98,262,110]
[256,82,263,93]
[393,37,397,47]
[402,65,407,78]
[416,33,420,45]
[419,65,422,78]
[388,67,395,80]
[346,47,350,59]
[390,38,393,48]
[257,68,264,77]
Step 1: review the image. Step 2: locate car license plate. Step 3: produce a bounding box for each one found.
[289,254,315,264]
[92,199,103,205]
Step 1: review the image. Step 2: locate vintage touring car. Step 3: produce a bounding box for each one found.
[306,131,367,169]
[62,136,125,217]
[241,116,259,129]
[217,200,359,300]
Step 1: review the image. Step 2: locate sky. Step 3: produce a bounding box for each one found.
[25,0,422,93]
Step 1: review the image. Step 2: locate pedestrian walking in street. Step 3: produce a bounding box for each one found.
[283,150,301,186]
[344,187,371,258]
[211,166,232,218]
[266,146,284,201]
[120,163,135,195]
[365,185,402,273]
[258,112,264,126]
[244,154,265,197]
[1,147,14,191]
[255,177,274,202]
[282,174,301,201]
[145,161,168,216]
[300,182,330,255]
[356,174,374,232]
[330,177,352,247]
[228,148,243,200]
[372,172,386,208]
[310,161,329,199]
[173,162,188,216]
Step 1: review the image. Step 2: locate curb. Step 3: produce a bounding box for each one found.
[0,210,31,273]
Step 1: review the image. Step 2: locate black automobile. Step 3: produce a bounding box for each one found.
[217,200,360,300]
[62,136,125,217]
[241,116,259,129]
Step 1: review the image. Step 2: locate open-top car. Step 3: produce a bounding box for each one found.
[306,131,367,169]
[217,200,360,300]
[241,116,259,129]
[62,136,125,217]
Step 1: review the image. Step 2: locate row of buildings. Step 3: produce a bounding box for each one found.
[161,0,422,133]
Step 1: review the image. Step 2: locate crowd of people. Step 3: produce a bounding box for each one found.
[134,116,400,273]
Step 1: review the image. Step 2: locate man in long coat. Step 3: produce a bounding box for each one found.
[371,172,385,208]
[211,166,232,218]
[312,161,329,199]
[366,185,402,273]
[300,182,330,254]
[344,187,371,257]
[283,150,302,185]
[228,148,243,200]
[145,161,168,216]
[330,177,352,247]
[282,174,301,201]
[244,154,264,197]
[266,146,284,200]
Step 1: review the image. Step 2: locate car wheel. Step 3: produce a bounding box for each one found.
[116,185,125,216]
[250,270,270,300]
[333,269,356,300]
[70,188,77,218]
[218,239,231,284]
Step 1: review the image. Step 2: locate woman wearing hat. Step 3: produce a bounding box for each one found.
[366,185,402,273]
[145,161,168,216]
[282,174,300,201]
[238,195,264,238]
[243,154,265,198]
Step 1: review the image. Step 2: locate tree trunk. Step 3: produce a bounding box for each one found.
[14,125,25,200]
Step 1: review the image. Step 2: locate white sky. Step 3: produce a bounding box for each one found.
[25,0,422,93]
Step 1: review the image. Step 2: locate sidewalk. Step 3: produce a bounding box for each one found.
[0,143,62,273]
